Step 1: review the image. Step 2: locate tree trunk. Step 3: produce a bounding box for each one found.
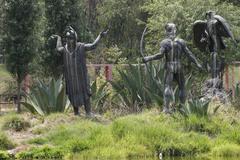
[17,80,21,113]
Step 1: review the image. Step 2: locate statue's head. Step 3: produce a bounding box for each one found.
[65,26,77,43]
[206,11,215,20]
[165,23,177,39]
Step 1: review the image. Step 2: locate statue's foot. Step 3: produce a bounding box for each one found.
[86,112,95,118]
[74,111,80,116]
[162,107,172,114]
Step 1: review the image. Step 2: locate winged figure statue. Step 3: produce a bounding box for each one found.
[193,11,237,80]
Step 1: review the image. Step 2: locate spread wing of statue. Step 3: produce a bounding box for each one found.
[193,13,237,52]
[193,11,237,81]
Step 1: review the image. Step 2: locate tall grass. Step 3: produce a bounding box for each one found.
[5,109,239,159]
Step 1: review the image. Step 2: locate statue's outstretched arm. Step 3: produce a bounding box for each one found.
[84,30,108,51]
[51,35,64,52]
[184,45,202,69]
[143,47,165,63]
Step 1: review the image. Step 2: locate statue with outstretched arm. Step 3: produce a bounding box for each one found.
[143,23,202,114]
[51,26,108,116]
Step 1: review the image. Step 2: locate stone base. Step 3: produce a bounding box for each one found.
[200,78,230,104]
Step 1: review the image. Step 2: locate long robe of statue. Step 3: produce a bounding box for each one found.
[52,26,107,116]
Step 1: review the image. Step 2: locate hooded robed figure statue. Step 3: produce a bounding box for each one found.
[51,26,108,116]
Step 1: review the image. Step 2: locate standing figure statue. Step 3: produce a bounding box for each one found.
[52,26,108,116]
[143,23,202,114]
[193,11,237,82]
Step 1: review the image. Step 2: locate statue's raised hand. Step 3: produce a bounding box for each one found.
[100,29,109,38]
[142,57,147,63]
[50,34,61,39]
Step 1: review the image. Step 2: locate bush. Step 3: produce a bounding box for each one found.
[0,151,10,160]
[28,137,48,145]
[17,146,64,160]
[3,115,30,132]
[183,115,222,135]
[211,143,240,157]
[65,139,90,153]
[220,125,240,145]
[0,133,15,150]
[111,113,211,156]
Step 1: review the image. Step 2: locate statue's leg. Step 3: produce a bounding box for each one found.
[73,106,80,116]
[163,71,173,113]
[211,52,218,79]
[84,98,92,116]
[219,56,225,88]
[175,71,186,105]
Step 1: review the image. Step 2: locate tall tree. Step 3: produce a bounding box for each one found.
[97,0,148,62]
[43,0,91,77]
[3,0,40,112]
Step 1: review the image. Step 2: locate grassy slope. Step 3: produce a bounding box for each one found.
[1,107,240,160]
[0,64,11,78]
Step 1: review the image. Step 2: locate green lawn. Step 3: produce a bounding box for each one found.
[0,106,240,160]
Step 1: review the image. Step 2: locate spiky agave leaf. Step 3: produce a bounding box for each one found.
[22,77,69,116]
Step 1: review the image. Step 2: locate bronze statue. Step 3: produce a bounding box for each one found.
[143,23,202,114]
[52,26,108,116]
[193,11,237,81]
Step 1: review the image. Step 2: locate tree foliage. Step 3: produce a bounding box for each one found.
[42,0,91,77]
[3,0,40,112]
[97,0,148,61]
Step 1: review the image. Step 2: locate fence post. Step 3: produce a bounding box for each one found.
[225,65,229,91]
[104,64,113,81]
[232,66,235,98]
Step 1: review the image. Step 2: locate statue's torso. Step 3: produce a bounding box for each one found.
[161,38,185,73]
[207,19,218,36]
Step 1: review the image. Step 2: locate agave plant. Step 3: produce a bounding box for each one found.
[22,77,70,116]
[91,79,110,114]
[110,62,165,112]
[179,99,212,118]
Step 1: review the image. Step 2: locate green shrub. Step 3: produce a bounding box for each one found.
[211,143,240,157]
[0,151,10,160]
[65,139,90,153]
[111,114,211,157]
[0,133,15,150]
[3,115,30,132]
[17,146,64,160]
[22,77,70,116]
[28,137,48,145]
[220,125,240,145]
[183,115,222,135]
